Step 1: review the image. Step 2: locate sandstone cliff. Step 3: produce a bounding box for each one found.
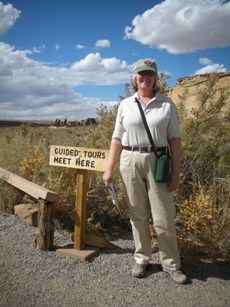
[166,72,230,112]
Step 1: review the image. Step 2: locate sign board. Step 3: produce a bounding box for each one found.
[49,145,109,172]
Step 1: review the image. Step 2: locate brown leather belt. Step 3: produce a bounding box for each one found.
[122,146,167,153]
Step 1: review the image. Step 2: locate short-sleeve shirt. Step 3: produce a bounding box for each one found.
[112,92,181,147]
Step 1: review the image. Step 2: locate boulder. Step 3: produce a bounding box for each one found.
[14,204,38,227]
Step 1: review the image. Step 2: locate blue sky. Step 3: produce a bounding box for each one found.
[0,0,230,121]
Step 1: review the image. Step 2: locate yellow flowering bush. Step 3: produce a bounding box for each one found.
[177,190,230,259]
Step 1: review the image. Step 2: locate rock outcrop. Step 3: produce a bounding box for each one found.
[165,72,230,112]
[53,117,97,127]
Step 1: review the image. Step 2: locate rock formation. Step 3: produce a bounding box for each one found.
[53,117,97,127]
[165,72,230,112]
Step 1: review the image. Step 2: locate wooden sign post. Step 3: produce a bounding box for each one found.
[49,145,109,260]
[74,168,88,250]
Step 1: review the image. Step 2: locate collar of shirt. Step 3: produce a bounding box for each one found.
[134,92,163,104]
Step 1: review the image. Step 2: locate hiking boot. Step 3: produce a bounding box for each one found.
[132,263,148,278]
[163,268,187,284]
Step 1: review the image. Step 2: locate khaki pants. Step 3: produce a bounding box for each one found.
[120,150,180,270]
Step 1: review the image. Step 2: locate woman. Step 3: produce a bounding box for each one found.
[103,59,187,284]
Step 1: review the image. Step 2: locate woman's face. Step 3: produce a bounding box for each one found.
[136,71,156,91]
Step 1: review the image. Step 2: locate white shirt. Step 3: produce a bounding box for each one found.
[112,92,181,147]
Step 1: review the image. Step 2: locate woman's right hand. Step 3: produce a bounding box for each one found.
[102,138,122,187]
[103,169,113,187]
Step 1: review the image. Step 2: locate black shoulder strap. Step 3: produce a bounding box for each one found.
[135,98,158,158]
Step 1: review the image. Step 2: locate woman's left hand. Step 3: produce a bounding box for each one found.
[167,171,180,192]
[168,137,181,193]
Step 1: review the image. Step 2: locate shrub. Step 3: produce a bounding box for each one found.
[177,183,230,259]
[177,75,230,188]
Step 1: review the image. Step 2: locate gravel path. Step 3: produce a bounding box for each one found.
[0,213,229,307]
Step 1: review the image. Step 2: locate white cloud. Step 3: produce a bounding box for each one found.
[55,43,60,50]
[76,44,85,49]
[194,58,227,75]
[33,44,46,53]
[0,43,131,120]
[124,0,230,54]
[71,53,130,77]
[0,2,21,35]
[95,39,110,48]
[199,58,213,66]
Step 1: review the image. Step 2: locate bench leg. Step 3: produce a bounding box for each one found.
[35,199,54,251]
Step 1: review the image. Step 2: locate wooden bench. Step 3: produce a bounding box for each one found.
[0,167,58,251]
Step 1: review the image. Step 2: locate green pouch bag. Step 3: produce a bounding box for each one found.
[154,154,170,183]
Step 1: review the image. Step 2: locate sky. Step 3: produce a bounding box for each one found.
[0,0,230,121]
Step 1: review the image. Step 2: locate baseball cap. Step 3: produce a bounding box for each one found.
[133,59,157,73]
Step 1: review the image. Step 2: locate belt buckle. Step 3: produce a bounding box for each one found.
[139,146,146,153]
[139,146,151,153]
[147,145,152,152]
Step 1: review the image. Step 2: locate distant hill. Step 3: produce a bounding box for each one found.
[0,120,53,127]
